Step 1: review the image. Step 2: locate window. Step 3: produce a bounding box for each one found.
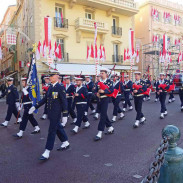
[56,38,64,60]
[113,44,119,62]
[55,6,64,28]
[85,12,92,19]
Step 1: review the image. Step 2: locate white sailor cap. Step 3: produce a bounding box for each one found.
[63,75,70,79]
[159,73,165,76]
[100,68,108,73]
[134,71,141,75]
[44,76,50,79]
[21,77,27,81]
[6,77,14,81]
[124,74,129,78]
[85,75,90,78]
[74,75,83,80]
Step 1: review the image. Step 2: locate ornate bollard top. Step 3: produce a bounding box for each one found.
[162,125,181,147]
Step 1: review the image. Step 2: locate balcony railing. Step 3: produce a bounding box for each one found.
[54,17,68,29]
[112,26,122,36]
[75,18,108,32]
[99,0,136,8]
[112,55,123,63]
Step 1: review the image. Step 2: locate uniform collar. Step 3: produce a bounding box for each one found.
[100,78,107,83]
[52,81,58,87]
[76,85,83,92]
[114,80,119,86]
[86,80,91,85]
[135,79,141,84]
[125,80,129,84]
[66,83,71,90]
[159,79,165,84]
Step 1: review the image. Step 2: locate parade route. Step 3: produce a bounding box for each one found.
[0,94,183,183]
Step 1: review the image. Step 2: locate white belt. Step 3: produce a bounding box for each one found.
[66,96,73,98]
[125,89,130,91]
[23,101,33,105]
[117,94,122,96]
[76,102,87,105]
[88,92,93,94]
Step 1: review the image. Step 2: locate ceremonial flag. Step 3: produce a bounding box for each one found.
[27,55,41,113]
[54,41,58,59]
[91,44,94,58]
[86,45,91,62]
[124,49,127,61]
[44,16,52,47]
[102,46,106,62]
[136,49,139,63]
[99,45,103,60]
[57,44,62,61]
[48,41,52,58]
[129,29,134,58]
[42,40,47,58]
[95,44,98,59]
[0,38,2,60]
[61,11,64,24]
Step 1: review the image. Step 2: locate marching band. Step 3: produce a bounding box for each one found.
[0,69,178,160]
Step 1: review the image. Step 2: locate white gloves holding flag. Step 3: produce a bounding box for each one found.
[28,106,36,114]
[22,88,29,95]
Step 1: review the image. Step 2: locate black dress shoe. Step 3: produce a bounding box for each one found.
[94,136,102,141]
[111,120,116,123]
[39,156,49,161]
[57,145,70,151]
[82,125,90,129]
[70,122,75,125]
[40,117,46,120]
[93,116,98,120]
[0,124,7,127]
[31,130,40,134]
[13,134,22,138]
[105,129,114,135]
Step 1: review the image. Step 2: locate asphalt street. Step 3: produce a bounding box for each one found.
[0,94,183,183]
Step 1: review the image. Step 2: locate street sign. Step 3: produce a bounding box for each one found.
[176,69,180,73]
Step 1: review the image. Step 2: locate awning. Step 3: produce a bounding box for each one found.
[102,64,138,71]
[42,62,120,76]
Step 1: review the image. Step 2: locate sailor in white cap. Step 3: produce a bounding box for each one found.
[156,73,170,119]
[0,77,22,127]
[13,77,40,138]
[123,74,133,112]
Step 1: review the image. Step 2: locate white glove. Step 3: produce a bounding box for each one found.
[18,104,23,111]
[28,106,36,114]
[22,88,29,95]
[62,117,68,123]
[15,102,20,109]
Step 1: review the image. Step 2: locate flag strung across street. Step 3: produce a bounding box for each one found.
[27,54,41,113]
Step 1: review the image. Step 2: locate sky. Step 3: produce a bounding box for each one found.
[0,0,16,23]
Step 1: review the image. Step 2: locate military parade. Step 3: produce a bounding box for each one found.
[2,0,183,183]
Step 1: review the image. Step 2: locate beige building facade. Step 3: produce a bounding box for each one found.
[135,0,183,77]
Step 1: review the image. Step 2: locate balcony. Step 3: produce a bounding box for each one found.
[63,0,138,16]
[54,17,68,29]
[112,55,123,63]
[112,26,122,37]
[75,18,108,34]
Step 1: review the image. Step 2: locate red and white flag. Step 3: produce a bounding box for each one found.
[99,45,103,60]
[54,41,58,59]
[124,49,127,61]
[57,44,62,61]
[48,41,52,58]
[129,29,135,58]
[91,44,94,58]
[0,38,2,60]
[44,16,52,47]
[136,49,139,63]
[61,11,64,24]
[86,45,91,62]
[42,40,47,58]
[36,41,41,60]
[102,46,106,62]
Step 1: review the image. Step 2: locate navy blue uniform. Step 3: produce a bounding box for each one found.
[35,82,68,151]
[65,84,76,119]
[85,81,95,112]
[179,84,183,107]
[74,86,88,127]
[168,80,175,101]
[0,85,20,121]
[112,81,124,116]
[96,79,114,131]
[123,80,133,108]
[94,81,101,114]
[133,80,147,120]
[19,87,38,131]
[156,80,170,113]
[154,81,159,100]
